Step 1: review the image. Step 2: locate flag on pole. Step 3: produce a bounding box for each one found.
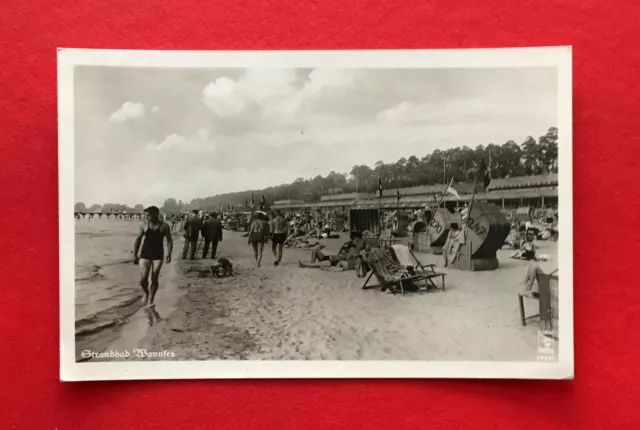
[396,189,401,203]
[474,157,492,194]
[378,174,383,198]
[259,194,266,210]
[245,198,249,209]
[446,187,461,200]
[251,193,255,209]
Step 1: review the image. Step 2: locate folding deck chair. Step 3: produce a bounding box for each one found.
[361,247,445,295]
[397,245,446,291]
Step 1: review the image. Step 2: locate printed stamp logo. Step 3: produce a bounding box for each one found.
[537,330,556,361]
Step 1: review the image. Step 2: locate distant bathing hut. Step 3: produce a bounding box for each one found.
[449,202,511,271]
[267,174,557,253]
[426,208,462,254]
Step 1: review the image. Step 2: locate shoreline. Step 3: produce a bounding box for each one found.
[77,240,186,362]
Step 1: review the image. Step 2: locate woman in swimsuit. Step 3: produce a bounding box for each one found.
[248,211,270,267]
[133,206,173,306]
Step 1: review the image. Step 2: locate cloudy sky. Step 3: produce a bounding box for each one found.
[74,66,557,206]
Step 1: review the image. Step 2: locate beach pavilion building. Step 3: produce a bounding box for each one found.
[272,173,558,232]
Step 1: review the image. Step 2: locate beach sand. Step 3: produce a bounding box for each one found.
[97,231,559,362]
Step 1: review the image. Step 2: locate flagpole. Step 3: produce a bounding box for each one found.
[378,172,382,236]
[465,157,485,229]
[443,159,446,185]
[425,177,454,229]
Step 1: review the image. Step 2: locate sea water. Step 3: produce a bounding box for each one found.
[75,218,145,339]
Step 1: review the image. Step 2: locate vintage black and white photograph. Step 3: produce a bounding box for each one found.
[58,48,573,380]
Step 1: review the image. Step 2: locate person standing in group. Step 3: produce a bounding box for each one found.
[248,211,270,267]
[133,206,173,307]
[202,212,223,259]
[182,209,203,260]
[270,210,287,266]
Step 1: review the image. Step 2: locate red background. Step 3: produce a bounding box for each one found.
[1,0,639,428]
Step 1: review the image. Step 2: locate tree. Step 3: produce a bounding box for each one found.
[145,125,554,209]
[538,127,558,173]
[74,202,87,212]
[88,204,102,213]
[498,141,524,177]
[521,136,540,175]
[134,204,144,212]
[161,198,180,214]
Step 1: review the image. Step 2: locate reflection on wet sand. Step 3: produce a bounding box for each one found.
[145,306,163,326]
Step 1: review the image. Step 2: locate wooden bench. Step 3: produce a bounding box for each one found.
[518,291,540,326]
[380,237,397,247]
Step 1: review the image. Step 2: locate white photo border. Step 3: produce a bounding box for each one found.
[58,47,573,381]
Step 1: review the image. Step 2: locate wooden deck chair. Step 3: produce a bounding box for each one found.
[361,247,430,295]
[389,245,446,291]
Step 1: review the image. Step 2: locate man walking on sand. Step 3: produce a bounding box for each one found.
[270,210,287,266]
[182,209,202,260]
[202,212,223,258]
[133,206,173,307]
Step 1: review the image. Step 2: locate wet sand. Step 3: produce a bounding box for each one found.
[96,231,558,362]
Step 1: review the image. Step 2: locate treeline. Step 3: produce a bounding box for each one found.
[74,202,145,213]
[184,126,558,213]
[75,127,557,214]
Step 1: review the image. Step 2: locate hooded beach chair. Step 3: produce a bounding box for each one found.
[361,246,445,295]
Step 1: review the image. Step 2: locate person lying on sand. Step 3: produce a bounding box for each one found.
[297,234,365,270]
[133,205,173,307]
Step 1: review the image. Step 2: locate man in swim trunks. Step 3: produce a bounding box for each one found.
[133,206,173,307]
[270,210,287,266]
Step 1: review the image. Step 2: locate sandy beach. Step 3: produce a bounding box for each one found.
[83,229,559,362]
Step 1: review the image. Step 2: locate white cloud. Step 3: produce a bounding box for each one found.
[151,105,160,114]
[377,96,549,126]
[109,101,145,123]
[146,128,214,153]
[201,68,358,123]
[377,101,415,122]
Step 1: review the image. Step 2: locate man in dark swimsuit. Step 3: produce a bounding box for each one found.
[133,206,173,307]
[270,210,287,266]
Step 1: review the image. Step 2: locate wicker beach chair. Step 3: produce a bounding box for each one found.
[361,247,445,295]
